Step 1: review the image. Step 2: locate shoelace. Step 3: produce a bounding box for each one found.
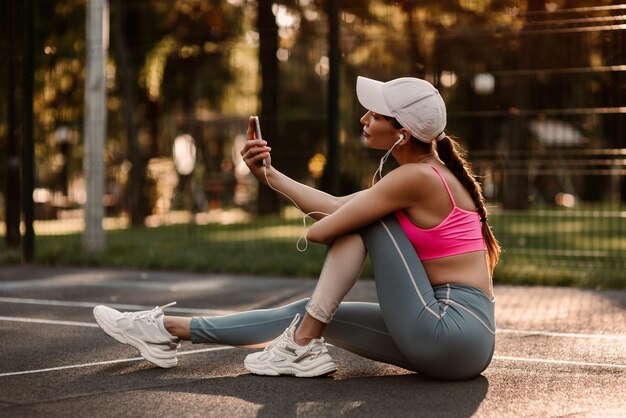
[263,314,301,352]
[122,301,177,323]
[263,332,286,352]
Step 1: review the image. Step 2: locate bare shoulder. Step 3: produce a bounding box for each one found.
[382,163,432,181]
[379,163,439,190]
[398,162,439,176]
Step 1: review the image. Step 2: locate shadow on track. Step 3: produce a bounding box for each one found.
[152,373,488,417]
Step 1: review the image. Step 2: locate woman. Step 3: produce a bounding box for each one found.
[93,76,500,380]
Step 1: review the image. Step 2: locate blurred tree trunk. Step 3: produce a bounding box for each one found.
[401,0,425,78]
[321,0,340,195]
[111,0,150,226]
[256,0,280,215]
[5,0,20,247]
[608,0,625,203]
[502,0,544,210]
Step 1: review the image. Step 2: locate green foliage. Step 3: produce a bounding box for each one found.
[3,0,622,197]
[1,210,623,288]
[28,219,332,278]
[1,1,623,290]
[0,242,21,265]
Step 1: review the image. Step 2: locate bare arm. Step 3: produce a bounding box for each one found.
[262,168,361,218]
[307,164,424,244]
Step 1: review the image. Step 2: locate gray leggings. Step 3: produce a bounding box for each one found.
[190,215,496,380]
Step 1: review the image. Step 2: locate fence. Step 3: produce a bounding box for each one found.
[1,1,624,287]
[474,148,625,287]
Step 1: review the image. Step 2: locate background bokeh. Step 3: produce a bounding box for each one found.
[1,0,624,287]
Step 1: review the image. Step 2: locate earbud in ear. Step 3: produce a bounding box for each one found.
[399,134,405,141]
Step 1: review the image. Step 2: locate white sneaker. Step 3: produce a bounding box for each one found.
[244,314,337,377]
[93,302,180,368]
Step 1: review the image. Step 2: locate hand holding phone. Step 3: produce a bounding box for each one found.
[252,116,267,167]
[253,116,263,140]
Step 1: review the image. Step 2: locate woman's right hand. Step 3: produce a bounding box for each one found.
[241,116,272,181]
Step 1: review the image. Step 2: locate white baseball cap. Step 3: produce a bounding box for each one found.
[356,76,447,143]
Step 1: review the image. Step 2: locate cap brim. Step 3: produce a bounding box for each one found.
[356,76,393,116]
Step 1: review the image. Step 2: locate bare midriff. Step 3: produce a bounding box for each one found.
[422,250,493,299]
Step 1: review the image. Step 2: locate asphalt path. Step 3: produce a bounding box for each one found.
[0,266,624,417]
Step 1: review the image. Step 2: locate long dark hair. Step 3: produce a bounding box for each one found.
[436,136,501,273]
[385,116,501,273]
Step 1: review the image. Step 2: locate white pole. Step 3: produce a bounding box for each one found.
[83,0,109,251]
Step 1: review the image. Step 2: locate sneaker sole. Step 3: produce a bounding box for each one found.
[93,307,178,369]
[244,358,337,378]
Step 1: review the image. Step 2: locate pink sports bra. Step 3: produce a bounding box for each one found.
[396,166,486,260]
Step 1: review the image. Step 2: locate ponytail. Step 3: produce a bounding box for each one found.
[436,136,501,274]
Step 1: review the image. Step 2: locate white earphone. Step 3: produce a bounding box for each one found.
[262,129,406,251]
[372,134,406,186]
[392,134,404,147]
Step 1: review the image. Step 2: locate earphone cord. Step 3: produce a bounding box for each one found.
[262,142,394,251]
[262,165,330,252]
[371,140,400,187]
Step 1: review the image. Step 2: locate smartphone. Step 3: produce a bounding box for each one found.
[253,116,263,140]
[252,116,266,166]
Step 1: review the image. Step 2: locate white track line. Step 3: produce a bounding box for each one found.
[0,346,234,378]
[497,328,626,341]
[0,315,625,377]
[1,348,624,378]
[1,299,626,374]
[0,316,99,328]
[3,315,624,341]
[2,296,626,341]
[0,296,232,315]
[493,355,626,369]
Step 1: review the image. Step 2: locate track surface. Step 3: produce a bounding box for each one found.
[0,266,624,417]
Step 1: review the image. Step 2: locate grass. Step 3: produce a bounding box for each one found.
[1,210,624,288]
[29,219,332,277]
[0,217,338,278]
[489,210,625,289]
[0,243,21,265]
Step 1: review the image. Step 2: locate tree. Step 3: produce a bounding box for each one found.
[111,0,150,226]
[256,1,281,214]
[107,1,243,223]
[3,0,21,247]
[400,0,426,78]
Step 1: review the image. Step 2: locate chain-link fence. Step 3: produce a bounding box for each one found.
[1,1,624,286]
